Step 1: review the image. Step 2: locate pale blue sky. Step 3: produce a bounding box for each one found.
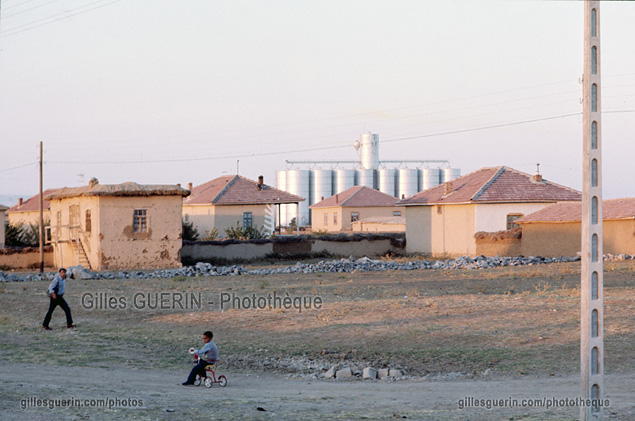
[1,0,634,203]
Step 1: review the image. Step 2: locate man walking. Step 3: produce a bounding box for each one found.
[43,268,75,330]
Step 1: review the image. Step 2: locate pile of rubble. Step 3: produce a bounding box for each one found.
[2,253,631,283]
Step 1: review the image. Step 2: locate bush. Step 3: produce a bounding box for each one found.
[225,222,267,240]
[5,221,48,247]
[182,220,199,241]
[201,227,219,241]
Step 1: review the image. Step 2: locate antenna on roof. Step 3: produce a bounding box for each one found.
[536,163,540,175]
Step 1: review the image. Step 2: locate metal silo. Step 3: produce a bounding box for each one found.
[357,169,374,188]
[311,169,333,205]
[422,168,441,190]
[442,168,461,183]
[378,168,396,197]
[286,169,311,227]
[359,132,379,170]
[398,168,419,199]
[276,170,288,226]
[335,169,356,194]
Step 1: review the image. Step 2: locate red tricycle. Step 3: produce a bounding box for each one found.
[189,349,227,388]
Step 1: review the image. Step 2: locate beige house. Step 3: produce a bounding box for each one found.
[46,179,189,270]
[351,216,406,233]
[183,175,304,238]
[398,166,581,257]
[6,189,60,226]
[516,198,635,257]
[0,204,8,248]
[310,186,403,232]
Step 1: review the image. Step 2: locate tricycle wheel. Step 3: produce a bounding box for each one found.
[194,375,202,386]
[218,375,227,387]
[204,377,213,388]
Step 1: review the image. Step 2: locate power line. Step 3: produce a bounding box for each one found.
[0,0,121,38]
[0,161,35,173]
[1,0,62,19]
[45,112,582,166]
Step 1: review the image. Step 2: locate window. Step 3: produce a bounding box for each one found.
[69,204,80,227]
[243,212,253,228]
[393,211,401,217]
[506,214,523,230]
[591,83,598,112]
[333,212,338,225]
[436,206,442,215]
[351,212,359,222]
[592,159,598,187]
[591,47,598,75]
[324,213,329,226]
[85,209,92,233]
[133,209,148,233]
[591,8,597,37]
[592,121,598,149]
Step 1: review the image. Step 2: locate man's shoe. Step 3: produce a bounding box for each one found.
[67,324,76,329]
[182,382,194,386]
[43,326,52,331]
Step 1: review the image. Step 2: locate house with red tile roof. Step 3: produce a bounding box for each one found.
[6,188,61,227]
[515,198,635,257]
[309,186,403,232]
[397,166,581,257]
[183,175,304,238]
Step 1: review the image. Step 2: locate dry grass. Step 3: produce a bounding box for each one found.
[1,260,634,376]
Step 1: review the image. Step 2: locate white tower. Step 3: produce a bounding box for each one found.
[358,132,379,170]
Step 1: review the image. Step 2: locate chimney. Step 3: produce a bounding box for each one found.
[444,181,453,196]
[335,194,339,203]
[257,175,264,191]
[177,183,181,188]
[401,194,405,199]
[187,182,193,191]
[321,196,324,201]
[18,198,23,207]
[89,177,99,188]
[533,173,543,183]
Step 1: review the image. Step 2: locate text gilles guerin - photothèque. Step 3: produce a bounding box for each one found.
[81,291,323,313]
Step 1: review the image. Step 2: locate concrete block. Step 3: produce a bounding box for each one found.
[336,368,353,379]
[389,369,402,378]
[362,367,377,380]
[377,368,390,379]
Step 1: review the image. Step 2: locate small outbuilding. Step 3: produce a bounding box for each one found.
[516,198,635,257]
[310,186,403,232]
[46,179,189,270]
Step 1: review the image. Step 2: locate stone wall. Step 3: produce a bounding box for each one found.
[182,233,405,263]
[0,246,54,269]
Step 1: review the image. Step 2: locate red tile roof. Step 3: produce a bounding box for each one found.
[184,175,304,206]
[7,189,61,213]
[397,166,581,205]
[310,186,399,209]
[47,182,189,199]
[516,198,635,223]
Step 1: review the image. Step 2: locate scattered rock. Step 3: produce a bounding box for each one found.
[363,367,378,380]
[378,368,390,380]
[325,366,337,379]
[389,369,402,378]
[336,368,353,379]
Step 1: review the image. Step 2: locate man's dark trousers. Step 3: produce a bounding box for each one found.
[43,295,73,327]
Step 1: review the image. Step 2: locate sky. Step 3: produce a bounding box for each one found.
[1,0,634,205]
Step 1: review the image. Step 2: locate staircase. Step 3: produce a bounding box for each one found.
[69,229,91,270]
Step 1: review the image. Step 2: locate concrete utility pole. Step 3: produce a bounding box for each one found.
[581,1,603,419]
[39,141,44,273]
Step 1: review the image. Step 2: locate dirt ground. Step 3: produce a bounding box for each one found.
[1,363,634,420]
[1,259,635,419]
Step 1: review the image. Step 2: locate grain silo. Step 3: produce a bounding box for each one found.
[286,169,311,226]
[398,168,419,199]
